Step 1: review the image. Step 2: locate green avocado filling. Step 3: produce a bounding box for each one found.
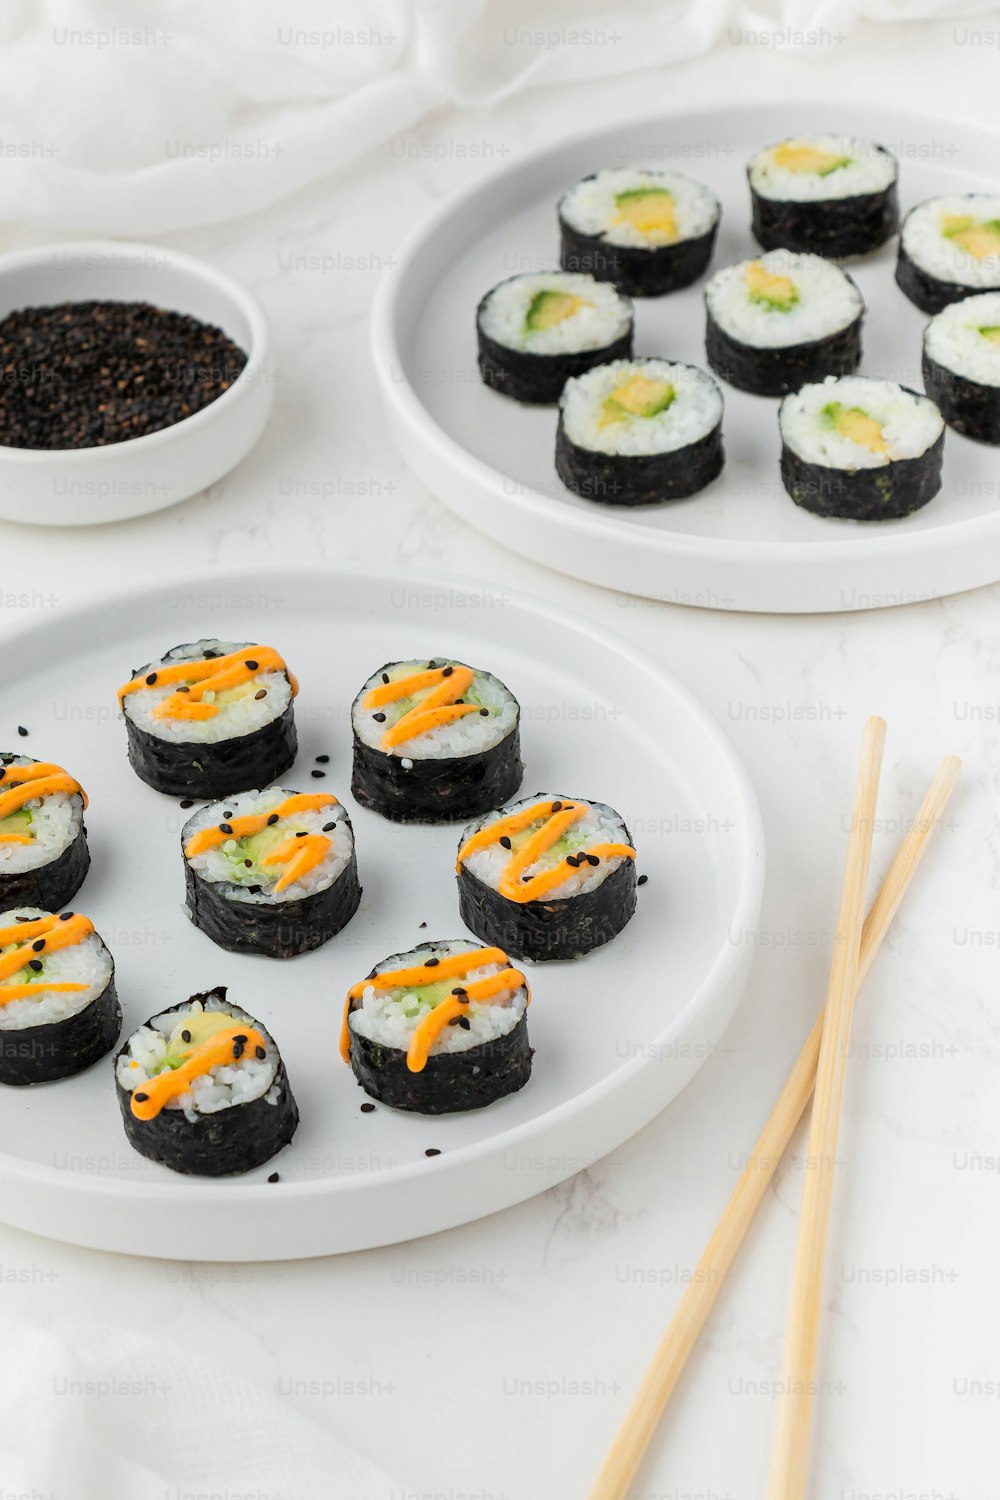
[0,809,33,842]
[214,822,299,886]
[978,325,1000,347]
[162,1010,241,1069]
[600,374,675,425]
[524,289,587,332]
[393,978,460,1019]
[380,665,492,723]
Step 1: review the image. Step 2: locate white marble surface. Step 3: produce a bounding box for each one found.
[2,23,998,1500]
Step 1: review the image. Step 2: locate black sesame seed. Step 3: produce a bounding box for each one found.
[203,650,219,660]
[360,1101,376,1114]
[566,855,579,867]
[233,1034,248,1043]
[311,770,325,779]
[522,874,530,882]
[179,799,194,809]
[16,915,32,922]
[458,1016,471,1030]
[28,959,42,972]
[480,708,489,716]
[448,1015,462,1026]
[219,823,233,835]
[381,672,390,684]
[176,685,191,693]
[16,726,27,737]
[295,830,307,838]
[322,822,336,832]
[315,754,330,764]
[637,874,648,886]
[588,854,600,866]
[256,1046,266,1059]
[59,912,73,921]
[372,712,386,723]
[267,813,279,825]
[232,1041,245,1059]
[499,836,512,850]
[424,957,440,968]
[244,659,258,671]
[146,673,158,687]
[267,1171,280,1184]
[457,995,470,1005]
[442,666,453,677]
[255,690,267,700]
[134,1092,149,1103]
[424,1148,441,1158]
[31,939,44,952]
[244,858,253,867]
[451,987,467,997]
[181,1030,191,1043]
[418,921,427,929]
[552,801,563,812]
[223,811,233,819]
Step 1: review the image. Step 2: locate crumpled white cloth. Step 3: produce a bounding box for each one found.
[0,0,997,236]
[0,1317,402,1500]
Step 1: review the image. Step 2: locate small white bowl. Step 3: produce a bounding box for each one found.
[0,240,274,527]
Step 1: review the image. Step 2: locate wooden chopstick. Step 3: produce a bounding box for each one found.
[765,715,886,1499]
[586,749,960,1500]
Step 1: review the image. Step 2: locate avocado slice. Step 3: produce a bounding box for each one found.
[600,374,675,425]
[613,188,677,242]
[164,1009,243,1069]
[979,325,1000,347]
[772,141,850,176]
[525,289,588,332]
[746,260,799,312]
[820,402,888,455]
[215,821,299,885]
[942,216,1000,260]
[0,809,33,841]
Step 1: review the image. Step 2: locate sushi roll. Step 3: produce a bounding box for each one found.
[705,252,864,397]
[351,658,522,824]
[559,167,720,296]
[923,292,1000,444]
[456,793,637,961]
[748,136,898,259]
[182,787,361,958]
[341,938,532,1114]
[118,639,298,799]
[897,196,1000,314]
[0,754,89,913]
[476,272,633,404]
[556,358,724,506]
[115,986,298,1176]
[0,908,120,1086]
[779,376,945,521]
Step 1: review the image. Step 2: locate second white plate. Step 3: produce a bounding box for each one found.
[373,100,1000,612]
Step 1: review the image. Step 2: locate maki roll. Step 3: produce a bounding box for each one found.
[341,938,532,1114]
[477,272,633,404]
[748,136,898,259]
[182,787,361,958]
[779,376,945,521]
[556,358,724,506]
[0,908,119,1086]
[559,167,720,296]
[705,252,864,397]
[351,658,522,824]
[456,793,637,961]
[923,292,1000,443]
[0,755,89,912]
[115,986,298,1176]
[118,638,298,799]
[897,196,1000,314]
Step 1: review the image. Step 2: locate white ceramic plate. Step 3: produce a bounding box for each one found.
[372,101,1000,613]
[0,564,762,1261]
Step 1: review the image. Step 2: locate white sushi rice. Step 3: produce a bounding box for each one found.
[462,794,631,902]
[116,994,280,1123]
[902,197,1000,290]
[0,906,112,1031]
[560,167,719,248]
[705,251,863,349]
[348,938,528,1056]
[0,755,83,875]
[749,136,896,202]
[925,293,1000,387]
[352,659,519,760]
[122,638,293,745]
[478,273,632,356]
[780,376,944,470]
[183,787,353,905]
[560,359,723,457]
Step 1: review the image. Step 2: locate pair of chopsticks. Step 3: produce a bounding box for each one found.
[589,720,961,1500]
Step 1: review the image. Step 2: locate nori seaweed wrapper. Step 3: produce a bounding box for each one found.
[348,1011,532,1114]
[555,413,723,506]
[559,200,718,297]
[922,348,1000,444]
[0,824,89,913]
[477,288,633,404]
[895,241,984,316]
[751,174,898,259]
[0,972,120,1087]
[780,428,945,521]
[705,303,862,398]
[116,987,298,1176]
[458,850,637,961]
[184,844,362,958]
[124,700,297,800]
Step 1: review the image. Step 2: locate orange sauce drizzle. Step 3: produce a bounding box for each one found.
[362,664,481,750]
[455,798,636,903]
[117,646,299,723]
[339,946,528,1071]
[129,1025,267,1120]
[0,762,88,834]
[184,793,336,857]
[0,912,95,1005]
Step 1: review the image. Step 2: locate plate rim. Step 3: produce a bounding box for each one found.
[0,561,764,1250]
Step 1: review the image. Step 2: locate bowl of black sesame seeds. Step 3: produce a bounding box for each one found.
[0,239,273,526]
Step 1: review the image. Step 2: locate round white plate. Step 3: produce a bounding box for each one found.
[0,564,762,1260]
[372,101,1000,613]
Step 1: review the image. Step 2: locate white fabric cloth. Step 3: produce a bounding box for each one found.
[0,0,997,236]
[0,1317,402,1499]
